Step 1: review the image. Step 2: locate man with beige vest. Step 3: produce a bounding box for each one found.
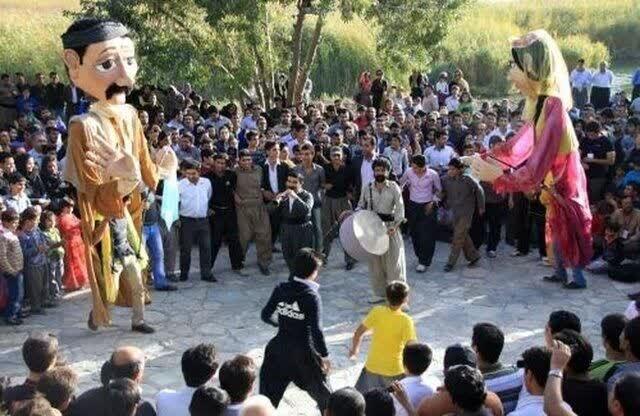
[235,149,272,275]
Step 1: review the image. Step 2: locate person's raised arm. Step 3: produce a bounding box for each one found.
[544,340,577,416]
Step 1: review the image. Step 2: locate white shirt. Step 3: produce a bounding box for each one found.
[178,177,212,218]
[267,161,280,193]
[570,68,592,90]
[424,145,456,169]
[445,96,460,112]
[241,115,258,132]
[511,393,572,416]
[156,386,196,416]
[360,157,375,190]
[393,375,439,416]
[591,70,614,88]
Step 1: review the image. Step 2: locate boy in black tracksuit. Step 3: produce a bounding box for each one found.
[259,248,332,410]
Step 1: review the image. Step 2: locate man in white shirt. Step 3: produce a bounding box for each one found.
[445,84,461,112]
[240,104,262,132]
[570,59,592,109]
[487,114,512,141]
[156,344,218,416]
[591,61,615,110]
[424,130,457,175]
[511,346,572,416]
[393,343,439,416]
[177,159,214,282]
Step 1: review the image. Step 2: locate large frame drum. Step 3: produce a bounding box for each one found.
[339,210,390,262]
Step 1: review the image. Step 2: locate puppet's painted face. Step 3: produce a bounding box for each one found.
[64,36,138,105]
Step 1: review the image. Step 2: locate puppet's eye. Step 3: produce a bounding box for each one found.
[96,59,116,72]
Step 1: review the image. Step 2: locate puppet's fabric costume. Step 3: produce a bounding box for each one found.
[64,101,158,327]
[488,30,592,268]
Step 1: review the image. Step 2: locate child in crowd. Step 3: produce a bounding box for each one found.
[0,208,24,325]
[41,210,64,299]
[57,197,88,291]
[350,281,417,393]
[19,207,52,315]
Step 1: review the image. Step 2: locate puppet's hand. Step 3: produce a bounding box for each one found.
[155,145,178,179]
[465,155,503,183]
[85,134,141,193]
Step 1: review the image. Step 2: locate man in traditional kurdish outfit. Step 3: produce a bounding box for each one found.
[61,18,177,332]
[467,29,592,289]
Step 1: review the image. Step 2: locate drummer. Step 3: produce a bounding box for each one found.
[356,158,407,304]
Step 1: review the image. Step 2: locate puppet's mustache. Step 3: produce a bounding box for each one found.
[105,83,131,99]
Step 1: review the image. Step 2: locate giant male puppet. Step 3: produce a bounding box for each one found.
[468,30,593,287]
[61,19,177,332]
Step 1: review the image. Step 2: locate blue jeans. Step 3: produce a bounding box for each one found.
[4,273,23,319]
[553,241,586,286]
[143,224,168,288]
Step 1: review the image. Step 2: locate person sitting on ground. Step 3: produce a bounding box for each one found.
[156,344,218,416]
[66,346,156,416]
[325,387,366,416]
[471,323,522,413]
[608,316,640,390]
[189,386,229,416]
[239,395,276,416]
[417,344,504,416]
[544,310,582,346]
[364,388,395,416]
[219,355,257,416]
[36,366,78,413]
[511,346,571,416]
[444,365,492,416]
[590,314,628,382]
[107,378,142,416]
[552,329,609,416]
[12,395,61,416]
[2,333,59,414]
[350,281,417,393]
[393,343,439,416]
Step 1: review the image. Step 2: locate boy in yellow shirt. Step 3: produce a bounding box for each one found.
[349,281,417,392]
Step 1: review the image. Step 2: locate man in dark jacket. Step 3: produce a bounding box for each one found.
[259,248,332,411]
[275,172,315,275]
[261,141,289,246]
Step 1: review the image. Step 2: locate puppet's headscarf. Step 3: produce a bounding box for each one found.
[510,29,572,121]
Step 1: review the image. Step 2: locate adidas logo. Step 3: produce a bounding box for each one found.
[276,301,305,320]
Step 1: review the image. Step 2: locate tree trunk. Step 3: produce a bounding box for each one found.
[287,1,306,106]
[264,6,276,106]
[294,12,324,105]
[253,43,271,108]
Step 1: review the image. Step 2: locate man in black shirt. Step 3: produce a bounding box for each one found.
[44,72,65,119]
[67,346,156,416]
[260,248,332,410]
[322,146,356,269]
[205,153,244,276]
[580,120,615,203]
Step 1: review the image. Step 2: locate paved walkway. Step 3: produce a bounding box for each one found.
[0,241,635,415]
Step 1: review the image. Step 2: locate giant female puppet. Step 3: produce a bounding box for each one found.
[467,30,593,288]
[61,19,177,332]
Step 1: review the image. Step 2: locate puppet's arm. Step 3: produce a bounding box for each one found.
[492,97,565,194]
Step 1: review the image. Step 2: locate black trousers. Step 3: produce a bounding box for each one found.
[210,209,244,270]
[259,338,331,411]
[179,217,212,280]
[268,206,282,245]
[485,202,506,252]
[407,201,437,266]
[470,210,485,250]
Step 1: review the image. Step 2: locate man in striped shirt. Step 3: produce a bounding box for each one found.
[471,322,523,413]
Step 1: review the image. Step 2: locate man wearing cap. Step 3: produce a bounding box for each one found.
[322,146,356,269]
[441,158,484,272]
[356,157,406,303]
[400,155,441,273]
[60,18,178,331]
